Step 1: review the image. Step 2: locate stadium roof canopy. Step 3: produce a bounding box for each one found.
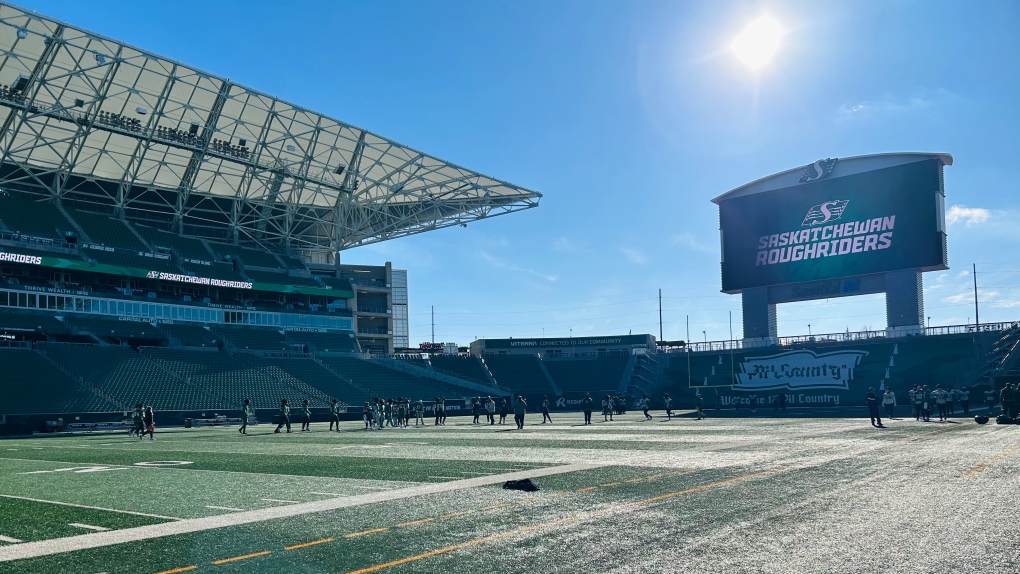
[0,3,540,254]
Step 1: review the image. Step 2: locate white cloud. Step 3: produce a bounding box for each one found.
[479,251,557,282]
[836,88,956,121]
[671,233,714,254]
[946,205,990,226]
[619,248,649,265]
[551,237,587,254]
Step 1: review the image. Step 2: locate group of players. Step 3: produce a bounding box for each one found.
[903,384,1000,422]
[128,403,156,440]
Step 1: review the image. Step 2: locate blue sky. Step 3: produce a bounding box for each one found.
[24,0,1020,344]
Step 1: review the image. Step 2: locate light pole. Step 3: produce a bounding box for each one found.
[808,324,811,336]
[702,330,706,343]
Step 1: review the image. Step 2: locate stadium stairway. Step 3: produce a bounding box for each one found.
[967,322,1020,386]
[543,355,630,396]
[310,356,378,402]
[317,356,469,401]
[429,355,500,388]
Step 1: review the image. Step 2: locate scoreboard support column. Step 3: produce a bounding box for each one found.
[741,286,778,342]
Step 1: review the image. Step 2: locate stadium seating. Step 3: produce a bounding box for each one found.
[157,322,219,347]
[207,242,283,269]
[0,309,70,334]
[134,225,215,261]
[280,254,307,270]
[482,355,557,394]
[0,192,74,240]
[180,262,248,282]
[216,326,295,351]
[81,247,178,272]
[258,357,371,405]
[38,343,224,410]
[69,209,147,250]
[64,314,168,342]
[283,330,359,352]
[544,355,630,394]
[0,347,119,414]
[429,355,494,387]
[142,348,329,408]
[245,269,321,287]
[318,356,455,400]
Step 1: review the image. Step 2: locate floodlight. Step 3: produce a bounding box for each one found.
[334,162,347,175]
[10,75,29,93]
[135,107,147,115]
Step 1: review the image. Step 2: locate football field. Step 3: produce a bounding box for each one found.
[0,411,1017,573]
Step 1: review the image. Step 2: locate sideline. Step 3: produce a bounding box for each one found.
[0,462,600,562]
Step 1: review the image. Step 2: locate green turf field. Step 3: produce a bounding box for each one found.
[0,411,1017,573]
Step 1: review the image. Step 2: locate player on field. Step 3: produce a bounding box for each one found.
[581,393,593,425]
[513,395,527,429]
[498,397,509,424]
[274,399,292,433]
[946,387,957,416]
[910,386,923,420]
[130,403,144,437]
[139,405,156,440]
[602,395,613,422]
[959,387,970,415]
[301,399,312,431]
[414,399,425,426]
[541,396,552,424]
[436,396,447,425]
[934,385,948,421]
[329,399,342,431]
[486,396,496,425]
[866,388,884,428]
[663,393,673,420]
[239,398,253,435]
[882,388,896,419]
[362,402,371,430]
[696,393,705,420]
[641,394,652,420]
[984,387,997,415]
[396,399,406,428]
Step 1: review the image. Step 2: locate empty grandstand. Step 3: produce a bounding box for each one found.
[0,345,118,414]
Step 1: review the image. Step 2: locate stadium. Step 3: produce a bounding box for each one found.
[0,3,1019,573]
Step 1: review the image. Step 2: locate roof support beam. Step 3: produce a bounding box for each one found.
[175,79,230,230]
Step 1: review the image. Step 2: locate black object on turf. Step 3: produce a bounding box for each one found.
[503,479,540,492]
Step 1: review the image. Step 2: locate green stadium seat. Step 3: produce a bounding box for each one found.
[0,347,119,414]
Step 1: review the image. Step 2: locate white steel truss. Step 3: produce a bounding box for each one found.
[0,3,540,256]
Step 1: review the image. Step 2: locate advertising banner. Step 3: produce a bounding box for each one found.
[719,159,946,292]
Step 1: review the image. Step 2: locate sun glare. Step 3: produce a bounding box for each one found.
[731,16,783,69]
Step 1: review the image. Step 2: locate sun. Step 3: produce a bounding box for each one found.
[731,16,783,69]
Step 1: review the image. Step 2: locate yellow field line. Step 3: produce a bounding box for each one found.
[344,527,390,538]
[344,467,784,574]
[964,442,1020,478]
[154,567,198,574]
[574,486,597,492]
[441,510,474,519]
[211,550,270,565]
[284,537,334,551]
[600,482,622,487]
[396,518,435,527]
[624,478,644,483]
[480,503,510,511]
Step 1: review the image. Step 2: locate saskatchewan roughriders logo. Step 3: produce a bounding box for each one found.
[801,200,849,226]
[799,158,838,183]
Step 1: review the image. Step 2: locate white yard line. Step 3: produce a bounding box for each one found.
[0,494,181,521]
[205,506,244,512]
[68,524,110,532]
[0,536,22,544]
[260,498,300,504]
[0,462,600,562]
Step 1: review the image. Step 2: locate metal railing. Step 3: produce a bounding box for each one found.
[663,321,1019,355]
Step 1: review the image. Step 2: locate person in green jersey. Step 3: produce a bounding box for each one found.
[513,395,527,429]
[541,395,552,424]
[498,398,509,424]
[696,394,705,420]
[300,399,312,431]
[274,399,291,433]
[397,400,406,428]
[581,393,593,425]
[382,400,391,428]
[329,399,342,432]
[239,398,253,434]
[140,406,156,440]
[602,395,613,422]
[363,402,371,430]
[375,398,384,429]
[130,403,144,438]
